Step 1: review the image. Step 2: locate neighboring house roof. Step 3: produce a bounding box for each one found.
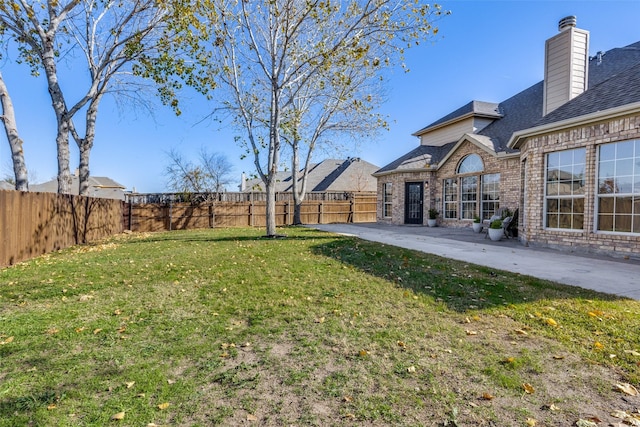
[31,175,126,200]
[242,158,380,192]
[377,40,640,175]
[0,181,14,190]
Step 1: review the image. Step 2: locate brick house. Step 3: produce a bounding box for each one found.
[373,16,640,257]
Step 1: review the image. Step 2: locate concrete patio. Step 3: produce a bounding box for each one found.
[309,222,640,300]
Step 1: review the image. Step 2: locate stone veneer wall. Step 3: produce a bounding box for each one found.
[519,113,640,257]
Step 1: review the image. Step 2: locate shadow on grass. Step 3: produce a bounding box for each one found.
[309,234,625,312]
[119,226,338,245]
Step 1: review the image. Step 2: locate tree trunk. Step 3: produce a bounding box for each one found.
[0,72,28,191]
[42,39,72,194]
[291,145,302,225]
[78,141,91,196]
[265,177,277,236]
[76,97,100,196]
[56,121,72,194]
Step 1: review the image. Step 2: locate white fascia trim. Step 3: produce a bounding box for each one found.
[372,167,435,178]
[508,102,640,149]
[412,111,501,137]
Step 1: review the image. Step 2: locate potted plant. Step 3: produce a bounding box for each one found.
[472,215,483,233]
[427,208,439,227]
[487,218,503,241]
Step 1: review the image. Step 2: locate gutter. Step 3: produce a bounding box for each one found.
[508,102,640,149]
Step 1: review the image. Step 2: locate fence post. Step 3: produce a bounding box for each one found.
[350,197,355,223]
[249,192,254,227]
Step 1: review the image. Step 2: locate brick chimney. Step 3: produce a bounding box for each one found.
[543,16,589,116]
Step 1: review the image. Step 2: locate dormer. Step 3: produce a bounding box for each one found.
[413,101,502,146]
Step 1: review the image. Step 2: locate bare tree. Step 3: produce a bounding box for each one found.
[281,59,386,224]
[156,0,447,236]
[0,0,174,194]
[0,70,28,190]
[0,0,80,193]
[165,147,233,193]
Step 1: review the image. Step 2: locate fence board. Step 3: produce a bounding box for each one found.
[1,190,377,267]
[1,190,124,267]
[125,192,377,232]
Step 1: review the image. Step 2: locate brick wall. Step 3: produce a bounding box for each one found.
[376,140,520,227]
[519,113,640,257]
[376,171,432,225]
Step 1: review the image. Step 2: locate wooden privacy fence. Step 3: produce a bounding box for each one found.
[0,190,124,267]
[124,191,377,232]
[0,190,376,267]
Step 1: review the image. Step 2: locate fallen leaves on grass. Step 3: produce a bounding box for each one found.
[624,350,640,357]
[575,419,597,427]
[615,382,639,396]
[522,383,535,394]
[247,414,258,422]
[481,393,494,401]
[545,318,558,327]
[611,410,640,426]
[111,411,125,420]
[526,418,537,426]
[157,402,170,410]
[0,336,14,345]
[125,381,135,389]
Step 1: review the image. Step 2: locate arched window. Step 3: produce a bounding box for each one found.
[457,154,484,174]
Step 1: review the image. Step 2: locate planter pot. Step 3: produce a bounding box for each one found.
[488,227,503,241]
[472,222,483,233]
[427,219,437,227]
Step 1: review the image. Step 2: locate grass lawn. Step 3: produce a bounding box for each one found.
[1,227,639,426]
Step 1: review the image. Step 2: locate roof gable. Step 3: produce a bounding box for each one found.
[413,101,502,136]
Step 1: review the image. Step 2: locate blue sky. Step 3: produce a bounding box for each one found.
[2,0,640,193]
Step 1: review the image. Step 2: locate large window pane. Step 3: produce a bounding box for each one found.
[597,140,640,233]
[460,176,477,220]
[383,183,392,218]
[458,154,484,174]
[443,179,458,219]
[545,148,586,230]
[481,173,500,220]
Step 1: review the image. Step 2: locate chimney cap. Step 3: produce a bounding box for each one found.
[558,15,577,31]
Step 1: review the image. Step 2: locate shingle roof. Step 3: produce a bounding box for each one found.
[381,40,640,175]
[31,176,126,200]
[242,158,380,192]
[374,143,455,175]
[0,181,14,190]
[536,61,640,126]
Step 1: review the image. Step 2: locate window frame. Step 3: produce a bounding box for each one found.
[544,147,586,231]
[382,182,393,218]
[443,178,458,219]
[596,139,640,234]
[481,173,500,220]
